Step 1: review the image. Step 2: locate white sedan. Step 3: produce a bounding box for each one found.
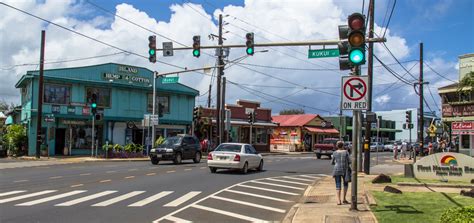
[207,143,263,174]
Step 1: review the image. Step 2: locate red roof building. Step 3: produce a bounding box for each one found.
[271,114,339,152]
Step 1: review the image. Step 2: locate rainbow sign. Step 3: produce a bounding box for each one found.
[440,155,458,166]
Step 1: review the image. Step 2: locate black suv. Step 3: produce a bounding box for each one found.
[149,134,202,165]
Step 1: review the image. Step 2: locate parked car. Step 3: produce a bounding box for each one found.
[370,142,384,152]
[149,134,202,165]
[314,138,339,159]
[207,143,263,174]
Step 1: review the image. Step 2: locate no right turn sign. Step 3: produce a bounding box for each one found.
[341,76,369,110]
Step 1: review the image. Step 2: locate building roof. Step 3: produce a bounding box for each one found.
[272,114,320,127]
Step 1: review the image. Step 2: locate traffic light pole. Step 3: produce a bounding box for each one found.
[152,72,156,153]
[35,30,45,159]
[364,0,375,175]
[91,114,95,158]
[351,67,360,211]
[418,42,424,159]
[222,77,227,143]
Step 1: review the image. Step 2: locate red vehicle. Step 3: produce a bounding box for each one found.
[314,138,338,159]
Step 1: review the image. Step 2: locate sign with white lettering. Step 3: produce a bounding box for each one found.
[413,152,474,181]
[341,76,369,110]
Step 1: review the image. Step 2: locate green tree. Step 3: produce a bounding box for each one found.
[279,108,305,115]
[457,71,473,92]
[3,124,27,156]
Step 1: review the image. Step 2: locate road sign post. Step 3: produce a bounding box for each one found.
[341,76,369,110]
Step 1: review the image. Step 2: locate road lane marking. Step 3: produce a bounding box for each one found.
[13,180,29,183]
[70,184,84,188]
[224,189,292,202]
[149,167,159,169]
[0,190,57,204]
[164,191,201,207]
[267,160,273,163]
[210,195,286,213]
[99,179,111,183]
[184,168,192,171]
[298,175,319,179]
[236,185,299,195]
[16,190,87,206]
[164,216,192,223]
[129,168,139,171]
[280,176,314,182]
[0,191,26,197]
[49,176,63,179]
[265,178,309,186]
[92,191,145,207]
[146,173,156,176]
[106,171,116,173]
[79,173,91,176]
[166,170,176,173]
[128,191,173,207]
[200,167,206,169]
[55,191,117,206]
[124,176,135,179]
[192,204,267,222]
[250,181,305,190]
[276,160,281,162]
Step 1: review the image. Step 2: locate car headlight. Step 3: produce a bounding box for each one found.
[150,149,155,153]
[166,149,173,152]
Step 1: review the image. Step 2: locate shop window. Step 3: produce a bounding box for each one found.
[147,94,170,113]
[86,87,111,107]
[253,128,268,144]
[44,84,70,104]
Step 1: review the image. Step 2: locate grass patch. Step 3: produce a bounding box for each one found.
[388,175,472,185]
[371,191,474,223]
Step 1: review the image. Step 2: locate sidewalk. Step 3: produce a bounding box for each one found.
[283,175,378,223]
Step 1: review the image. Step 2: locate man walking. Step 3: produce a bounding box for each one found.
[401,141,407,159]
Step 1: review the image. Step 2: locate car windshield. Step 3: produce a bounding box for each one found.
[162,137,182,146]
[214,144,242,152]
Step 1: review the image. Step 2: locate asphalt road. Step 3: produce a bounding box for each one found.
[0,152,393,223]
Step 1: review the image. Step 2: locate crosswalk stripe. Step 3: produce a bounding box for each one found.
[192,204,268,222]
[298,175,319,179]
[250,181,305,190]
[55,191,117,206]
[91,191,145,207]
[128,191,173,207]
[0,191,26,197]
[164,216,192,223]
[224,189,292,202]
[281,176,314,182]
[236,184,299,195]
[16,190,86,206]
[265,178,309,186]
[164,191,201,207]
[0,190,57,204]
[210,195,286,213]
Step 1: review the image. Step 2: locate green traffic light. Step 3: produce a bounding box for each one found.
[246,47,254,55]
[149,49,155,56]
[349,49,364,64]
[193,49,200,57]
[91,103,97,108]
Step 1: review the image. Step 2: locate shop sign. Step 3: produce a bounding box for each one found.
[62,120,86,125]
[442,104,474,117]
[70,102,86,107]
[51,105,61,114]
[67,106,76,114]
[103,73,150,85]
[118,65,138,74]
[44,114,55,123]
[82,107,90,116]
[413,152,474,181]
[452,122,473,130]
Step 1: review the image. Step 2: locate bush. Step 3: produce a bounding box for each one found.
[3,124,27,156]
[440,205,474,223]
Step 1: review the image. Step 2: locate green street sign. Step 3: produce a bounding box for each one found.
[308,48,339,58]
[161,76,179,84]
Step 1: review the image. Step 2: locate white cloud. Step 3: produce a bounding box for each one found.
[0,0,451,115]
[375,94,391,105]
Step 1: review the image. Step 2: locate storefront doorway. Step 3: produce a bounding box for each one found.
[55,128,66,155]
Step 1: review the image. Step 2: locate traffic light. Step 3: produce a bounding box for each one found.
[192,35,200,58]
[158,103,165,118]
[245,32,254,55]
[148,35,157,63]
[338,25,351,70]
[252,112,257,123]
[347,13,366,66]
[95,113,102,121]
[247,112,253,124]
[193,107,199,121]
[405,110,412,124]
[91,93,97,115]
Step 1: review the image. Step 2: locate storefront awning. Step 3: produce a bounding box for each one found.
[305,127,339,134]
[211,119,278,127]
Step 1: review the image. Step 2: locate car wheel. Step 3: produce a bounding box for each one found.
[193,152,201,163]
[173,152,182,164]
[316,153,322,159]
[241,162,248,174]
[151,157,159,165]
[257,160,264,171]
[209,167,217,173]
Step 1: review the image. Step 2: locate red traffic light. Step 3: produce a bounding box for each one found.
[348,13,365,30]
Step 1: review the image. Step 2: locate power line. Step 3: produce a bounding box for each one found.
[424,62,457,83]
[379,0,392,36]
[373,53,413,85]
[427,85,440,110]
[374,62,418,97]
[382,0,397,38]
[378,39,418,81]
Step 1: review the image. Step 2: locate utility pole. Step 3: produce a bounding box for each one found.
[351,67,360,211]
[364,0,374,174]
[222,77,227,143]
[418,42,424,159]
[216,14,224,145]
[152,72,157,153]
[35,30,45,159]
[207,84,212,108]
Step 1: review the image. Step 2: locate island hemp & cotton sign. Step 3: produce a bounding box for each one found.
[413,152,474,181]
[102,65,150,85]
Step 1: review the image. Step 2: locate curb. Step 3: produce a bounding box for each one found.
[397,182,474,189]
[261,152,314,156]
